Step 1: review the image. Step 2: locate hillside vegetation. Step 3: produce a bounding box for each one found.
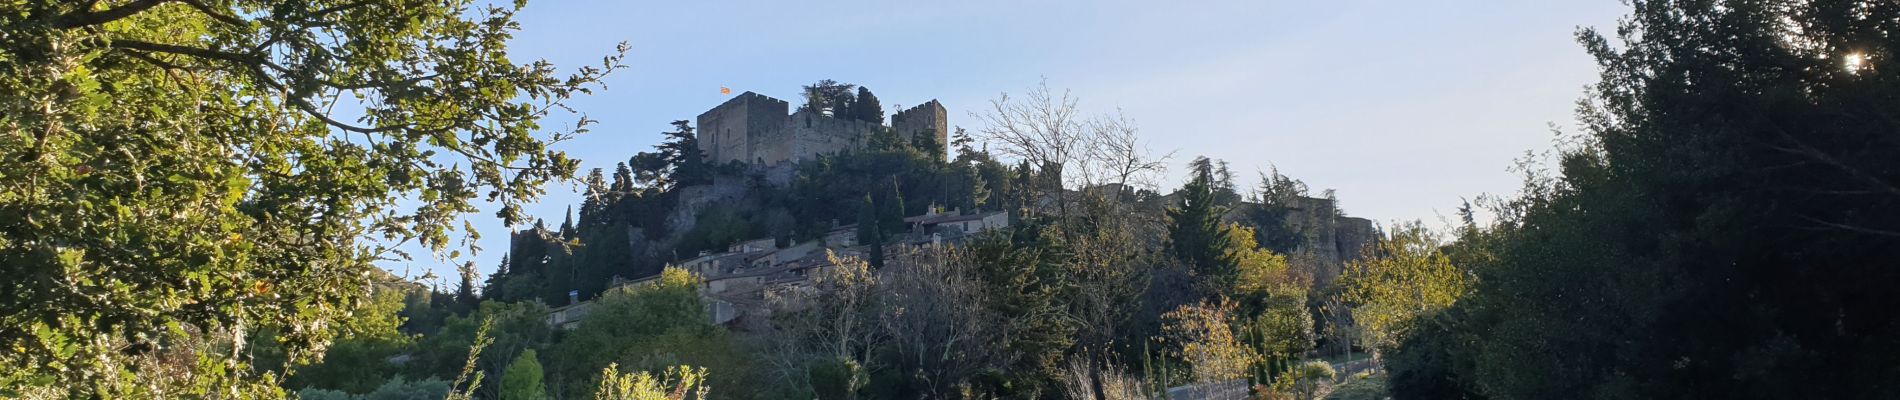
[4,1,1899,399]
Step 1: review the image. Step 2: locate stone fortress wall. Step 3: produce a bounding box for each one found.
[784,109,883,164]
[697,91,947,166]
[892,100,948,150]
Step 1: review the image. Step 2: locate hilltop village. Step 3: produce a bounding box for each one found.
[429,79,1395,398]
[538,90,987,330]
[34,2,1899,397]
[514,89,1375,331]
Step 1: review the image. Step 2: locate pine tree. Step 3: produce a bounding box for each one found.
[1215,160,1240,204]
[800,79,857,116]
[1249,168,1312,254]
[580,169,608,227]
[659,120,707,186]
[1169,157,1237,282]
[611,162,635,192]
[951,127,980,162]
[482,254,511,301]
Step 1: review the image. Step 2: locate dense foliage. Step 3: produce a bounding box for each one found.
[16,1,1898,398]
[0,0,622,395]
[1386,1,1900,398]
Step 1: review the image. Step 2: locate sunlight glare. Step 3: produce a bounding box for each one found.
[1844,52,1868,74]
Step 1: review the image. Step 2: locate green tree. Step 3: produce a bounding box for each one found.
[959,225,1077,396]
[361,376,453,400]
[661,120,709,187]
[629,120,708,190]
[0,0,624,394]
[594,364,709,400]
[1169,157,1238,283]
[414,301,554,399]
[552,267,754,399]
[799,79,857,117]
[878,177,907,235]
[456,262,482,314]
[1160,300,1259,384]
[857,193,885,268]
[1225,225,1314,381]
[849,86,884,124]
[1247,168,1315,254]
[1334,222,1468,359]
[269,279,420,394]
[1393,1,1900,398]
[501,349,549,400]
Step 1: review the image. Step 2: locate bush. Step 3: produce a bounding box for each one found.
[295,388,352,400]
[1266,361,1336,400]
[360,377,450,400]
[500,349,549,400]
[1382,313,1483,400]
[1322,372,1388,400]
[808,358,866,400]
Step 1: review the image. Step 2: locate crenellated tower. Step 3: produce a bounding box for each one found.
[696,92,790,165]
[892,100,948,155]
[694,91,947,168]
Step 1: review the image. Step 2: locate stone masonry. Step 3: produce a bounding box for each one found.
[696,91,947,166]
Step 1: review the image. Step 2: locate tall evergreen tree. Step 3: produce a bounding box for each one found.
[559,206,575,240]
[800,79,857,116]
[880,176,908,235]
[611,162,635,193]
[455,261,480,313]
[483,254,512,301]
[580,169,609,226]
[1392,2,1900,398]
[1169,157,1237,282]
[858,192,885,268]
[951,127,981,162]
[1249,168,1313,254]
[851,86,885,124]
[659,120,708,186]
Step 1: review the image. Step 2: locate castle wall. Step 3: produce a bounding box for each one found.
[786,110,881,164]
[750,116,794,165]
[698,92,945,167]
[893,100,948,155]
[697,92,788,165]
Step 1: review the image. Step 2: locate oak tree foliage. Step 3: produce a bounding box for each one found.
[0,0,624,394]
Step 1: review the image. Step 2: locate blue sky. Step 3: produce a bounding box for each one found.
[383,0,1630,284]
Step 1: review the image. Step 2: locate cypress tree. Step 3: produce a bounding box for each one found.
[851,86,884,124]
[454,261,479,313]
[880,176,907,235]
[858,193,885,268]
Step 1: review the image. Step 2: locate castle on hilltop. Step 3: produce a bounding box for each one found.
[697,91,947,166]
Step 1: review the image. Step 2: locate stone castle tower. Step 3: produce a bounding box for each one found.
[696,91,947,166]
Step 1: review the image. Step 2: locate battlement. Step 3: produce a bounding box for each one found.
[892,100,948,153]
[695,91,947,167]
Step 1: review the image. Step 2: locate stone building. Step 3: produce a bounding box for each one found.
[696,91,947,166]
